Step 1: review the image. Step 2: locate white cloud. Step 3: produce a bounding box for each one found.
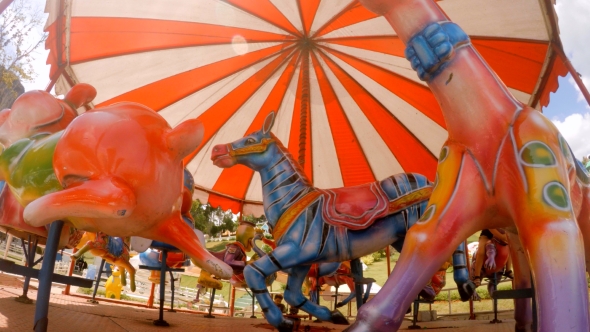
[553,112,590,160]
[555,0,590,98]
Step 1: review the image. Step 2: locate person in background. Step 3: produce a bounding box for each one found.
[273,293,287,314]
[585,155,590,171]
[472,229,512,286]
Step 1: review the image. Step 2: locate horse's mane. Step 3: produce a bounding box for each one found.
[270,133,312,187]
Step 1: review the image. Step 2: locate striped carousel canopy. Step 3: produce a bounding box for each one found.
[44,0,571,216]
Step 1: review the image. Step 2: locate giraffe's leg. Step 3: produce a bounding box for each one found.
[506,230,533,332]
[346,146,490,332]
[575,187,590,274]
[495,113,590,331]
[506,203,588,331]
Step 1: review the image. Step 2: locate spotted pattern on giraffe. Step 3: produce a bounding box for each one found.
[542,181,570,211]
[519,141,556,167]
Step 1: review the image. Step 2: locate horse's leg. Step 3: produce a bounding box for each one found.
[506,230,533,332]
[452,241,475,301]
[244,242,299,331]
[347,146,489,332]
[72,242,91,259]
[283,265,348,324]
[119,265,127,287]
[116,259,136,292]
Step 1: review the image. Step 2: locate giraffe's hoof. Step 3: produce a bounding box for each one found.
[277,318,294,332]
[330,310,350,325]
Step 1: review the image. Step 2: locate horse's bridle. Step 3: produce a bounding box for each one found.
[227,137,275,157]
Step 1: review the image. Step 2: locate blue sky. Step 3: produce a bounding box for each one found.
[17,0,590,160]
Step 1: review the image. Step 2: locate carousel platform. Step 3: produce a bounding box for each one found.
[0,275,516,332]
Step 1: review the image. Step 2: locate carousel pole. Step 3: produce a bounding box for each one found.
[229,285,236,317]
[63,248,78,295]
[147,283,156,308]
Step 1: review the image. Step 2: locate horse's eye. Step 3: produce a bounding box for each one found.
[245,138,256,146]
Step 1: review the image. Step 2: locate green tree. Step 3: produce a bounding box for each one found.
[190,200,213,234]
[0,0,46,108]
[242,213,267,225]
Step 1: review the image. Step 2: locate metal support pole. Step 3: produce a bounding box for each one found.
[408,296,421,330]
[205,288,217,318]
[250,289,256,318]
[16,236,38,304]
[153,250,169,326]
[33,220,64,332]
[490,273,501,324]
[350,258,364,311]
[88,259,106,304]
[168,270,176,312]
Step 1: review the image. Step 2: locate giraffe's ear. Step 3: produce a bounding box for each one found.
[262,111,275,134]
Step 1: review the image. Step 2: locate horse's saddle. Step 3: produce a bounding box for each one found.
[319,182,389,230]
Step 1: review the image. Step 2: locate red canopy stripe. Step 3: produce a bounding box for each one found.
[321,46,446,129]
[44,21,63,78]
[297,0,321,35]
[537,52,568,108]
[322,36,405,57]
[211,54,301,203]
[471,38,548,94]
[68,17,295,64]
[288,56,314,182]
[183,49,296,164]
[96,43,294,110]
[224,0,301,37]
[311,52,375,186]
[317,50,438,180]
[313,2,379,38]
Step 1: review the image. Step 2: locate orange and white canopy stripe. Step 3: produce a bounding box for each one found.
[44,0,568,216]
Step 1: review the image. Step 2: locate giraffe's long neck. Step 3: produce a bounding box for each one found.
[259,142,314,228]
[378,0,520,177]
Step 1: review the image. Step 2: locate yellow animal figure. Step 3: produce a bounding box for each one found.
[105,269,123,300]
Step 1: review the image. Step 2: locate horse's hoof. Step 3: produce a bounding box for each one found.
[458,280,476,301]
[277,318,294,332]
[330,310,350,325]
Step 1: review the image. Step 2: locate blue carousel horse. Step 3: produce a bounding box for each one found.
[211,112,473,332]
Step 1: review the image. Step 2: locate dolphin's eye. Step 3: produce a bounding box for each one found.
[244,138,256,146]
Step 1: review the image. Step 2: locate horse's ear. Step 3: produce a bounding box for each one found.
[262,111,275,134]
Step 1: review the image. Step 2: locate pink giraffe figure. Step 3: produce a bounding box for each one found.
[346,1,590,332]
